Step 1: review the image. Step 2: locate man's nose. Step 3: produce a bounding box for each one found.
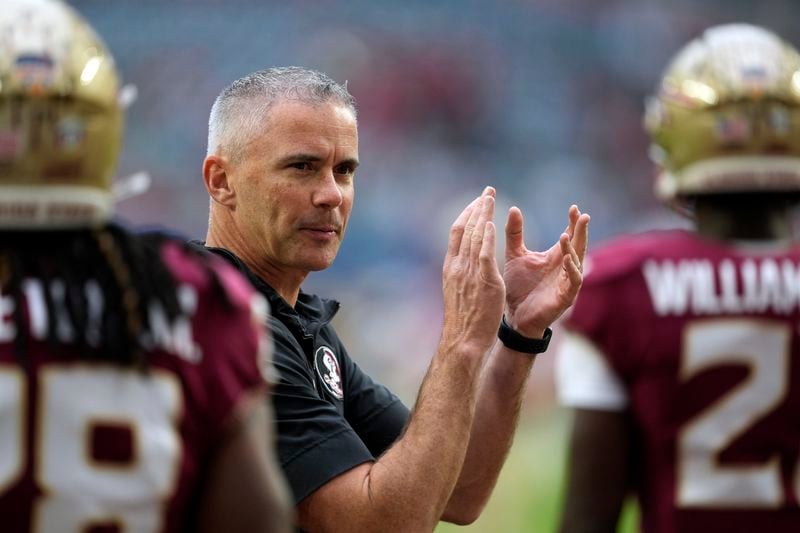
[312,170,344,208]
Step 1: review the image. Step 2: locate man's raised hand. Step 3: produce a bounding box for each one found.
[441,187,506,357]
[503,204,590,339]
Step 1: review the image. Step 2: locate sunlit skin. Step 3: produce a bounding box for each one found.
[204,100,359,305]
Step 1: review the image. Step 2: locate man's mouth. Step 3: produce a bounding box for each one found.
[300,225,339,237]
[302,225,337,232]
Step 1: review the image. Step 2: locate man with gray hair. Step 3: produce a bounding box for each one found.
[200,66,589,531]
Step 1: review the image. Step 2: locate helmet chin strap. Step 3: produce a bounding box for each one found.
[111,84,147,204]
[655,170,696,220]
[112,172,151,203]
[118,84,138,110]
[667,197,697,221]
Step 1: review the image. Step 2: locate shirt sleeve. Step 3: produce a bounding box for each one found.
[556,247,644,412]
[270,328,378,504]
[555,331,629,411]
[340,348,410,458]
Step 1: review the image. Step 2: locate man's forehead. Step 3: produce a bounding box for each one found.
[266,97,356,127]
[239,99,358,166]
[264,100,358,138]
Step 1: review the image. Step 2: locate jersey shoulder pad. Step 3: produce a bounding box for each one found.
[159,239,255,311]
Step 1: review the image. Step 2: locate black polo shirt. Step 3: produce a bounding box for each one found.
[197,244,410,503]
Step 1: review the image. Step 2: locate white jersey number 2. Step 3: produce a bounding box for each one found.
[0,364,182,532]
[677,319,791,508]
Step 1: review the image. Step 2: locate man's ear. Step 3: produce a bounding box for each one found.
[203,155,236,208]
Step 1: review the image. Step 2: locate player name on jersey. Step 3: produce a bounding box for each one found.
[643,257,800,316]
[0,278,202,362]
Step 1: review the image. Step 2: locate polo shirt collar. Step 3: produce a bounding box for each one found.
[194,241,340,326]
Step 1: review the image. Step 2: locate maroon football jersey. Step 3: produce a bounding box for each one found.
[566,229,800,533]
[0,240,266,532]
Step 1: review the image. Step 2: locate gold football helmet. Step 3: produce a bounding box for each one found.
[0,0,122,228]
[644,24,800,202]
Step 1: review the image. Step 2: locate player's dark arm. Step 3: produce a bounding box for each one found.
[559,408,631,533]
[199,391,294,533]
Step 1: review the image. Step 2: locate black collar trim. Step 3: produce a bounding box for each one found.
[190,241,340,327]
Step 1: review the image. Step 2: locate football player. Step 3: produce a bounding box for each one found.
[557,23,800,533]
[0,1,291,532]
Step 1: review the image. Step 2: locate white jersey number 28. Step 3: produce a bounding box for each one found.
[0,364,182,532]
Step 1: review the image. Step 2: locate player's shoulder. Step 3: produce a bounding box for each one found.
[140,232,255,311]
[583,229,700,286]
[145,234,267,378]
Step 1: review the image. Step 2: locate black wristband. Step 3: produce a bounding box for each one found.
[497,315,552,354]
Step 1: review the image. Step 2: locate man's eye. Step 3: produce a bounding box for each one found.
[290,162,312,171]
[335,165,354,175]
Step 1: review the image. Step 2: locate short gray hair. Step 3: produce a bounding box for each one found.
[207,66,357,160]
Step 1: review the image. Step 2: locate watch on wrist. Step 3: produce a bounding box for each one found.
[497,315,552,354]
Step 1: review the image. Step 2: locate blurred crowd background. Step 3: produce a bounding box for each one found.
[70,1,800,528]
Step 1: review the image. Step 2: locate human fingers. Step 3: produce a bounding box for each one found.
[479,220,498,279]
[572,212,591,265]
[447,196,480,258]
[459,190,491,258]
[505,206,525,260]
[471,194,495,261]
[564,204,580,238]
[560,232,581,276]
[562,253,582,291]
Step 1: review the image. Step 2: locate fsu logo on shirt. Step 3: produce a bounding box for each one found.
[314,346,344,400]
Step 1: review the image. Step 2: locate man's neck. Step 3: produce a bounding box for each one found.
[206,223,306,307]
[694,194,795,242]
